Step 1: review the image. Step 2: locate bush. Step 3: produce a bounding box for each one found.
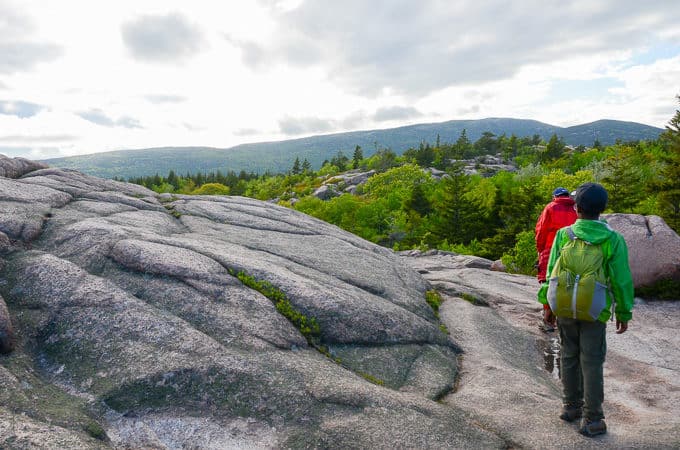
[501,230,538,275]
[190,183,230,196]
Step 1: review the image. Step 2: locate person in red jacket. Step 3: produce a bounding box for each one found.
[535,187,578,284]
[535,187,577,332]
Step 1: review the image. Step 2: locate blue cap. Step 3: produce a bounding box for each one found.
[553,187,570,197]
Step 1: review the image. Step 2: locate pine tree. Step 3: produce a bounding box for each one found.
[656,96,680,231]
[302,158,312,173]
[352,145,363,169]
[292,157,301,175]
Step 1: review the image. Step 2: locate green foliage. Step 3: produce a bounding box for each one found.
[127,111,678,264]
[235,271,321,341]
[190,182,231,195]
[425,290,443,317]
[358,372,385,386]
[501,230,539,275]
[84,421,107,441]
[635,278,680,300]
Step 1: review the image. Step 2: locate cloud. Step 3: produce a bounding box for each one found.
[233,0,680,98]
[144,94,187,104]
[0,100,45,118]
[0,145,65,159]
[121,13,204,63]
[0,134,76,143]
[0,2,62,74]
[373,106,423,122]
[234,128,261,136]
[77,109,143,129]
[278,116,335,135]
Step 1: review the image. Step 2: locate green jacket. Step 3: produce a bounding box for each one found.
[538,218,634,323]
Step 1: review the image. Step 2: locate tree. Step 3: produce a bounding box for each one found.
[453,129,472,159]
[302,158,312,173]
[602,147,645,213]
[352,146,363,169]
[330,151,349,171]
[474,131,499,157]
[544,133,565,161]
[291,157,301,175]
[655,95,680,231]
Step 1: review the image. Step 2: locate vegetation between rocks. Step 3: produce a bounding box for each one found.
[232,270,321,342]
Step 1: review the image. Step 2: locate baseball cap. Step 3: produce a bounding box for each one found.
[574,183,608,214]
[552,187,570,197]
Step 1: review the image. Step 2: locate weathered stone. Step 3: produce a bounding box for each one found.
[0,154,48,178]
[490,259,507,272]
[402,251,680,449]
[312,184,339,200]
[0,293,14,353]
[0,231,11,254]
[604,213,680,287]
[1,160,678,448]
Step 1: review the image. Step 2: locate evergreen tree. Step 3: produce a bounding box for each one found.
[352,145,363,169]
[292,157,301,175]
[656,96,680,231]
[544,133,565,161]
[302,158,312,173]
[454,129,472,159]
[434,164,483,244]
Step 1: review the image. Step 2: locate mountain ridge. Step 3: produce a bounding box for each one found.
[42,117,663,179]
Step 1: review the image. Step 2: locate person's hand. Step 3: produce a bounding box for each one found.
[616,320,628,334]
[543,307,556,327]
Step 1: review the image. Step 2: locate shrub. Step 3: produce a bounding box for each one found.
[190,183,230,196]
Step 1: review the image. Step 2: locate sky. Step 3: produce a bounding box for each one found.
[1,0,679,160]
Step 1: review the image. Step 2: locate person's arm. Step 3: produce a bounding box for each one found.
[606,234,634,331]
[535,205,551,253]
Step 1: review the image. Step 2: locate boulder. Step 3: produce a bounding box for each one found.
[490,259,507,272]
[312,184,339,200]
[604,214,680,287]
[0,154,48,179]
[0,293,14,353]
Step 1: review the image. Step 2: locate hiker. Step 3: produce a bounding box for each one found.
[535,187,577,283]
[540,182,634,437]
[535,187,577,331]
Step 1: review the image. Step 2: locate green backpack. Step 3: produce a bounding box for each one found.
[547,227,610,321]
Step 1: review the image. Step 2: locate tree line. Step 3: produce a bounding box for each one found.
[128,98,680,281]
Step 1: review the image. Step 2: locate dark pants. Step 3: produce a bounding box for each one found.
[557,318,607,421]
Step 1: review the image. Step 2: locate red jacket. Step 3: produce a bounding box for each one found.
[535,196,577,282]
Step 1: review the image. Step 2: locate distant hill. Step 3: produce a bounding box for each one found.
[43,118,663,179]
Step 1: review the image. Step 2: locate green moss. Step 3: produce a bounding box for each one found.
[425,290,442,318]
[636,278,680,300]
[357,371,385,386]
[84,421,107,441]
[235,271,321,343]
[439,323,449,335]
[460,292,488,306]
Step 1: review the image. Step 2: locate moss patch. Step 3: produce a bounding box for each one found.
[636,278,680,300]
[425,290,442,318]
[233,271,321,343]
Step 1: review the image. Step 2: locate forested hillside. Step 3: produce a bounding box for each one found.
[44,118,663,178]
[127,101,680,297]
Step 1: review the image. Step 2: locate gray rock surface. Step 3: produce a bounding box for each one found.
[0,155,48,179]
[403,250,680,449]
[1,160,501,448]
[604,213,680,287]
[1,156,678,448]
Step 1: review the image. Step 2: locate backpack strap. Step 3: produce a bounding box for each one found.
[566,226,577,241]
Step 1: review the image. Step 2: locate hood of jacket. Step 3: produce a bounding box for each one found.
[570,218,614,244]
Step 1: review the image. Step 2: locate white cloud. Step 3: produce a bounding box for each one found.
[0,0,677,159]
[121,12,204,63]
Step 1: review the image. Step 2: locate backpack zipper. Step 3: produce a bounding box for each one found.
[572,274,580,319]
